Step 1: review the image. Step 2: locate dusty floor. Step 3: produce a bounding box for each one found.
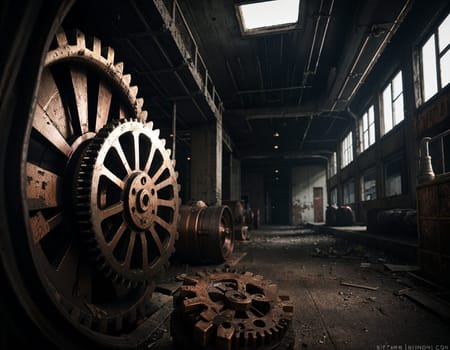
[147,226,450,349]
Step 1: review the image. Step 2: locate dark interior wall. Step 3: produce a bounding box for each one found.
[241,172,265,224]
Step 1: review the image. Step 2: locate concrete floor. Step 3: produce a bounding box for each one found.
[147,226,450,349]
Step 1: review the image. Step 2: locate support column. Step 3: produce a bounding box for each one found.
[230,157,241,200]
[190,120,222,205]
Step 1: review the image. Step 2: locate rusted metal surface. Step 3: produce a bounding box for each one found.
[175,204,234,263]
[171,270,293,350]
[75,119,180,285]
[20,27,180,344]
[417,173,450,286]
[223,199,249,240]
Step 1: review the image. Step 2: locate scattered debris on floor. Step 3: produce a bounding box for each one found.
[340,281,379,291]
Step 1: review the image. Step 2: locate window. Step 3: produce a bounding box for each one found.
[342,179,355,205]
[361,169,376,201]
[381,71,404,135]
[237,0,301,34]
[384,156,404,197]
[419,12,450,103]
[329,187,338,206]
[340,131,353,169]
[359,105,375,151]
[329,152,337,177]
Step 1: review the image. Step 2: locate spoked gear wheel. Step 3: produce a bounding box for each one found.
[75,119,179,286]
[19,27,179,348]
[171,270,294,350]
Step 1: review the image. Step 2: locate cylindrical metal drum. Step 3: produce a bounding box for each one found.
[175,205,234,264]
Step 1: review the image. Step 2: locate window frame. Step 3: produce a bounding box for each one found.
[235,0,303,36]
[381,70,405,135]
[329,152,337,177]
[384,154,406,197]
[361,168,377,202]
[359,105,376,151]
[418,12,450,105]
[340,131,353,169]
[342,178,355,205]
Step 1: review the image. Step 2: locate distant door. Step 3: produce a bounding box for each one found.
[313,187,324,222]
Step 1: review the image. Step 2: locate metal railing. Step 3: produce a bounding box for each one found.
[154,0,224,117]
[418,129,450,183]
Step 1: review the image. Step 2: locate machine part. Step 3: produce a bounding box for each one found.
[175,205,234,264]
[171,270,294,350]
[223,200,245,225]
[75,119,179,285]
[16,27,179,347]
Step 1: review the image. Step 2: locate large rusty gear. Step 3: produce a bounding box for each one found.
[171,270,294,350]
[75,118,180,286]
[21,27,176,346]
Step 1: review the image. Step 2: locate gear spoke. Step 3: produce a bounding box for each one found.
[154,215,172,233]
[154,177,173,192]
[157,199,175,209]
[152,163,167,184]
[38,69,72,139]
[95,81,112,132]
[133,131,140,170]
[101,167,125,189]
[99,201,124,221]
[139,232,149,270]
[108,221,127,250]
[143,143,156,174]
[33,104,72,157]
[56,240,80,295]
[26,162,62,210]
[113,141,132,175]
[149,226,165,260]
[123,232,136,269]
[70,68,89,134]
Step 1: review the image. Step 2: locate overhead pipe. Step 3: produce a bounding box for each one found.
[298,0,334,104]
[332,0,412,111]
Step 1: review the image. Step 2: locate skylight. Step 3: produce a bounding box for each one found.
[238,0,300,32]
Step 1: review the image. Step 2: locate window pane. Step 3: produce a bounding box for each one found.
[393,95,404,126]
[392,71,403,98]
[239,0,300,30]
[440,50,450,88]
[369,124,375,145]
[368,106,374,124]
[438,13,450,51]
[382,84,393,134]
[422,35,438,101]
[385,158,403,196]
[362,171,376,201]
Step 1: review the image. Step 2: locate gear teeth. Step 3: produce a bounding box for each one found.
[130,85,138,98]
[75,29,85,47]
[139,110,148,122]
[123,74,131,86]
[136,97,144,110]
[166,148,171,158]
[102,46,115,63]
[146,121,154,129]
[92,37,101,55]
[56,28,68,46]
[115,61,124,75]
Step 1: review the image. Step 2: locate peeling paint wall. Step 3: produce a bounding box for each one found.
[291,166,327,225]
